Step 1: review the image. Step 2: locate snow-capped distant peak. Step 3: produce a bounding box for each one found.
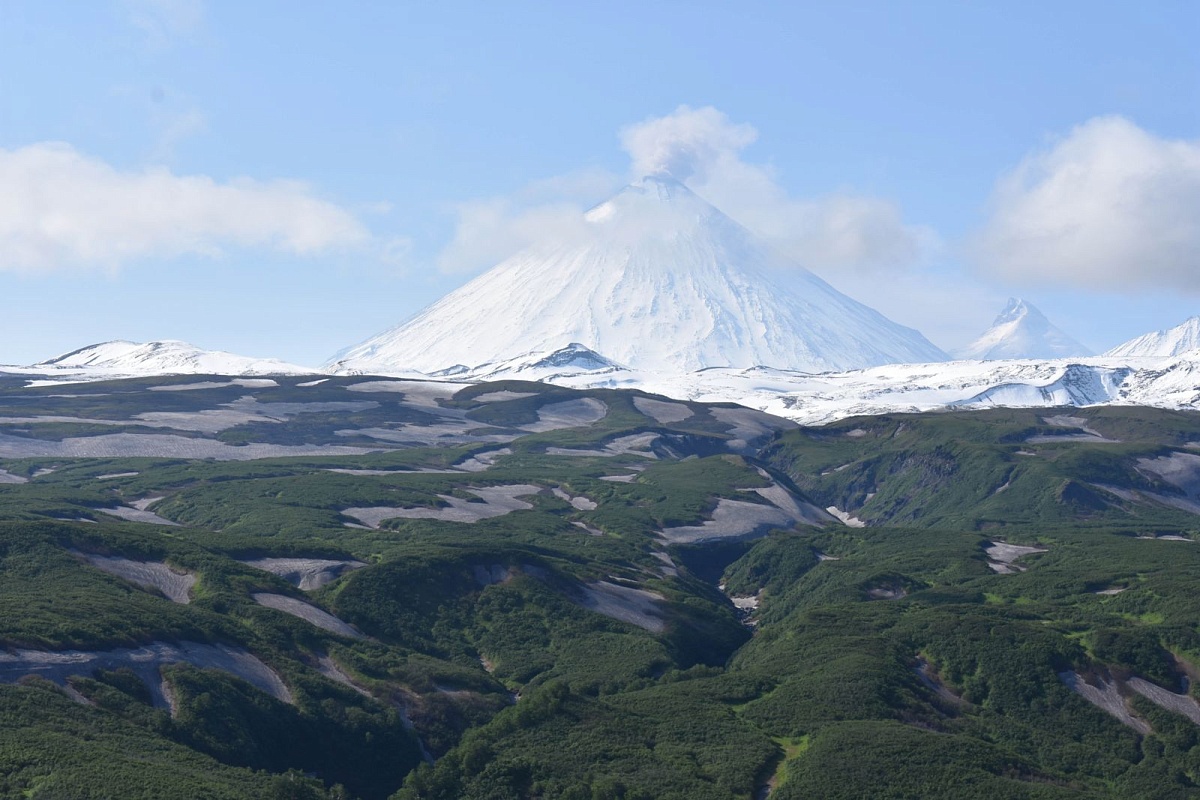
[956,298,1092,361]
[34,340,315,376]
[1106,316,1200,358]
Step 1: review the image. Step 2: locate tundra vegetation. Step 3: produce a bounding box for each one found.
[0,375,1198,798]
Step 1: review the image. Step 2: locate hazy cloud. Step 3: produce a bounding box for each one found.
[0,142,369,272]
[976,116,1200,291]
[438,107,929,275]
[437,198,595,274]
[107,83,208,164]
[622,105,930,272]
[826,269,1002,354]
[149,105,207,162]
[378,236,415,269]
[122,0,204,48]
[436,168,620,274]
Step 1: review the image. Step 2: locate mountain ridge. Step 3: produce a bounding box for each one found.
[1106,316,1200,358]
[29,339,313,377]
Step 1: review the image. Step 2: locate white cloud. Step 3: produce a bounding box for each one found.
[515,167,623,206]
[0,142,369,272]
[976,116,1200,291]
[619,106,757,182]
[437,107,928,275]
[824,269,1002,353]
[619,105,931,273]
[436,198,595,274]
[436,168,620,274]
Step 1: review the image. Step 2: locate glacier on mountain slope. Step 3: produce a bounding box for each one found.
[956,298,1092,360]
[329,175,947,376]
[1107,317,1200,358]
[509,351,1200,426]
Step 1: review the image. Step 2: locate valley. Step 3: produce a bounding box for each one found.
[0,374,1198,797]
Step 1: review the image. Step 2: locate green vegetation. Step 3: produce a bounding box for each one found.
[0,377,1199,797]
[0,681,332,799]
[762,407,1200,530]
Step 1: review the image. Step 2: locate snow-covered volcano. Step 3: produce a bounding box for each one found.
[1106,317,1200,358]
[330,175,947,375]
[956,298,1092,360]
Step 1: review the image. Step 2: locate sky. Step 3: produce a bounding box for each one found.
[0,1,1197,367]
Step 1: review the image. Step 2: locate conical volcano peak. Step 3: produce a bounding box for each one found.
[998,297,1026,319]
[958,298,1091,360]
[331,175,947,376]
[994,297,1040,325]
[631,172,691,194]
[584,174,723,225]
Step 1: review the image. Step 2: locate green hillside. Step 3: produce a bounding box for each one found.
[0,375,1198,798]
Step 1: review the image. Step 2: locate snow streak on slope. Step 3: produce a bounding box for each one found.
[957,298,1092,360]
[331,176,947,375]
[32,340,314,377]
[1107,317,1200,358]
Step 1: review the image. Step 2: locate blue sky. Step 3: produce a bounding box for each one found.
[0,1,1197,366]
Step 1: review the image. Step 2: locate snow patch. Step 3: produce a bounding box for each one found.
[96,505,180,526]
[523,398,608,432]
[472,390,537,403]
[985,541,1047,573]
[660,498,807,545]
[77,553,195,604]
[252,593,363,638]
[577,581,666,633]
[342,484,541,528]
[455,448,511,472]
[0,432,379,461]
[632,396,694,424]
[551,487,597,510]
[0,469,27,484]
[1129,677,1200,725]
[0,641,292,706]
[825,506,866,527]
